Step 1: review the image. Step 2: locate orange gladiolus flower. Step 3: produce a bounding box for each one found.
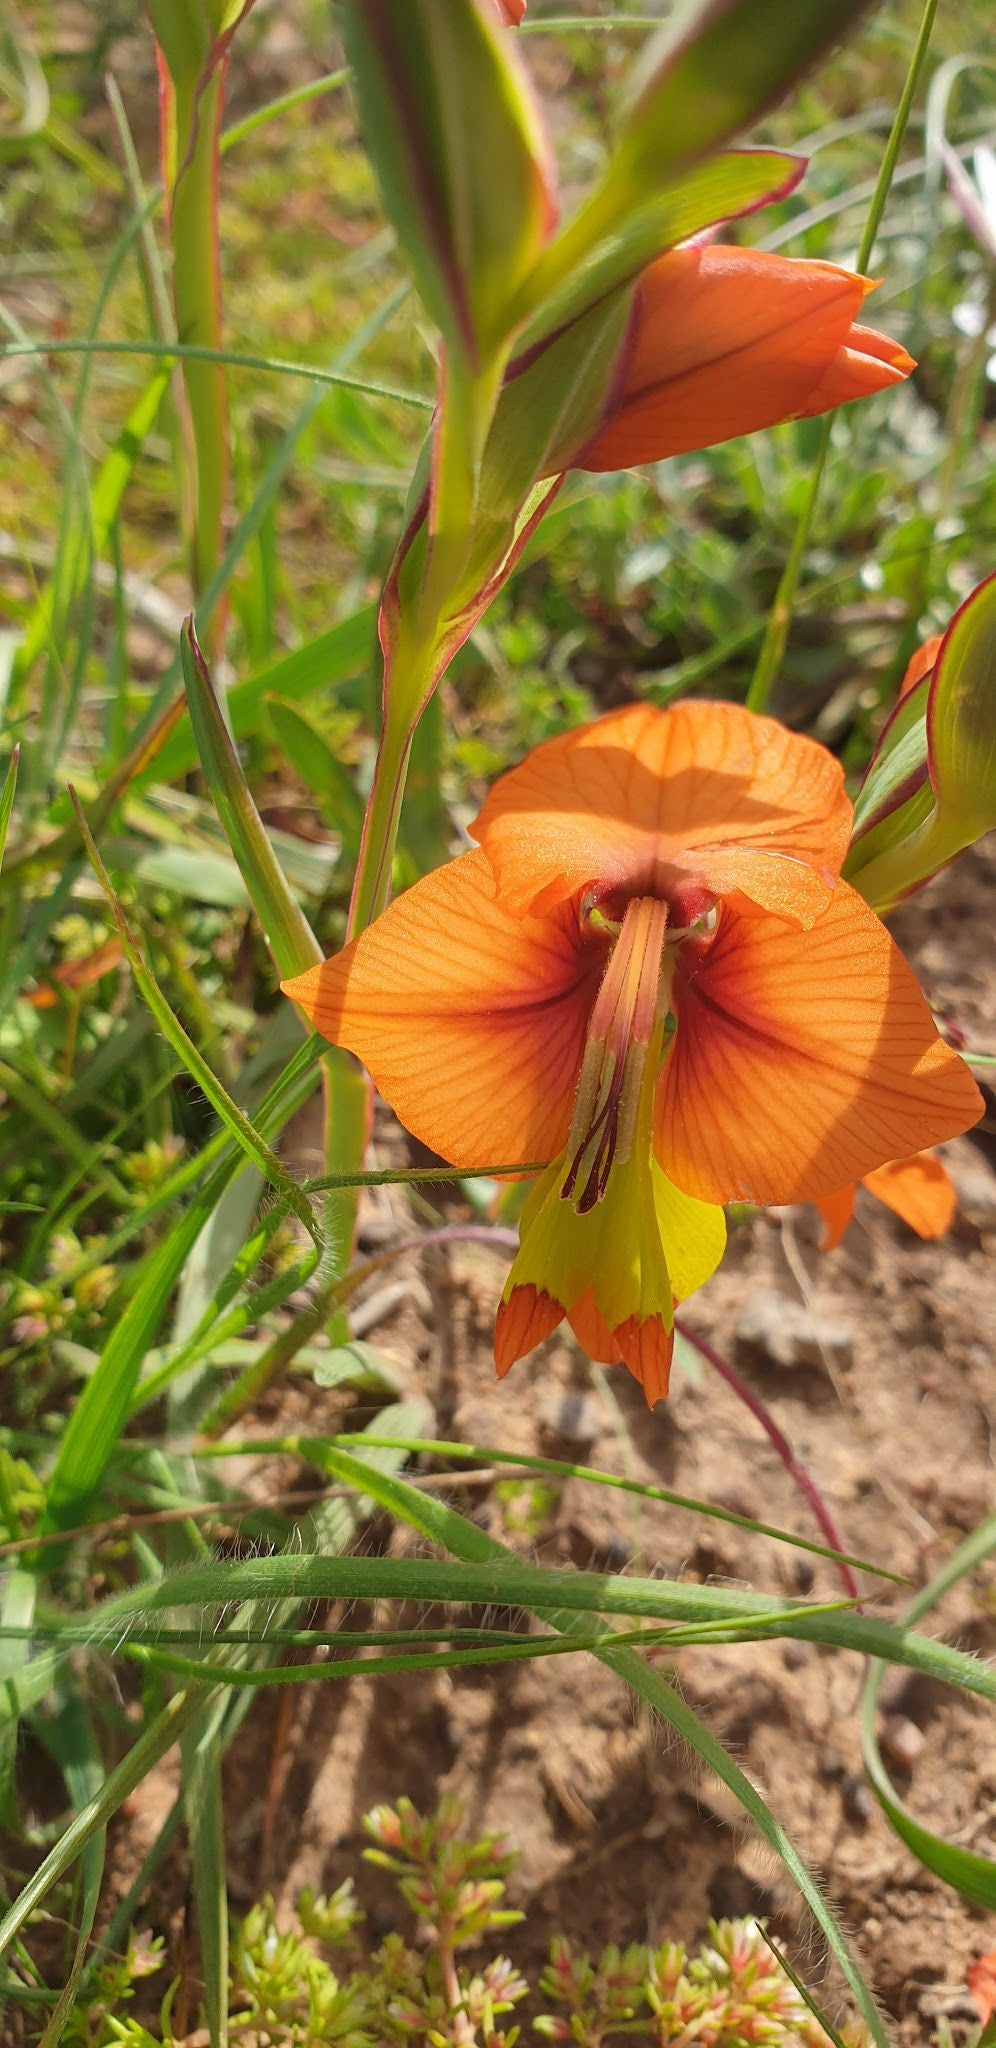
[285,702,981,1404]
[494,0,526,19]
[576,246,914,470]
[813,1151,957,1250]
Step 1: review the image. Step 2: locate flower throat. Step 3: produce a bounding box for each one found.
[563,896,671,1214]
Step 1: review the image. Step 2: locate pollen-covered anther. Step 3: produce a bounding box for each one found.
[563,895,670,1214]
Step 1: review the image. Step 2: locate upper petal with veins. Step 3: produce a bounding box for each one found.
[473,699,851,926]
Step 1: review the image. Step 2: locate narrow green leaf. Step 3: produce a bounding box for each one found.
[34,1687,105,2048]
[0,747,19,873]
[79,1552,996,1702]
[13,369,171,686]
[848,573,996,910]
[0,1571,35,1822]
[181,1724,229,2048]
[520,148,802,342]
[70,787,321,1246]
[861,1515,996,1908]
[180,621,322,980]
[0,1688,209,1965]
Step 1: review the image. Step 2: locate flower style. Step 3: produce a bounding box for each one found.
[813,1151,957,1251]
[571,246,914,470]
[285,702,981,1403]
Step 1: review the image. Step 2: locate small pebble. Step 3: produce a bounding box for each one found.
[735,1289,854,1370]
[842,1775,874,1824]
[948,1157,996,1227]
[881,1716,926,1771]
[536,1389,601,1447]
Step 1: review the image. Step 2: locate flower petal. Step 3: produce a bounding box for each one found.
[862,1152,957,1239]
[656,883,983,1204]
[473,699,851,925]
[494,1284,562,1374]
[575,246,910,470]
[802,322,914,414]
[283,849,604,1169]
[569,1294,675,1406]
[813,1185,856,1251]
[898,633,942,700]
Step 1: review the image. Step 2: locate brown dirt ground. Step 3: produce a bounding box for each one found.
[47,845,990,2048]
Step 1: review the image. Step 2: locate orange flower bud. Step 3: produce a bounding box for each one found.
[575,245,913,469]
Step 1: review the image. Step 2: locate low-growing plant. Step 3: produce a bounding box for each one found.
[57,1799,994,2048]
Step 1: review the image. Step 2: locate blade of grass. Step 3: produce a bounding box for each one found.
[0,1686,211,1963]
[72,1551,996,1700]
[35,1687,105,2048]
[0,747,18,869]
[1,338,432,410]
[180,1721,228,2048]
[861,1513,996,1907]
[192,1431,904,1583]
[746,0,940,714]
[69,786,320,1245]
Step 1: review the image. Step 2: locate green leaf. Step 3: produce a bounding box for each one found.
[927,568,996,835]
[70,787,321,1246]
[861,1514,996,1909]
[0,1688,211,1967]
[0,1572,35,1825]
[342,0,554,363]
[181,1724,229,2048]
[33,1686,105,2048]
[520,147,802,344]
[180,620,323,979]
[849,671,932,843]
[0,746,18,873]
[613,0,874,192]
[81,1553,996,1703]
[13,369,171,688]
[847,574,996,910]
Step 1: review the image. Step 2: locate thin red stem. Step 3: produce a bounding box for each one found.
[674,1318,861,1601]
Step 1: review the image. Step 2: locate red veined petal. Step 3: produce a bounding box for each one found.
[494,1284,563,1374]
[567,1289,622,1363]
[283,849,605,1169]
[656,883,983,1205]
[473,699,850,925]
[575,246,909,470]
[862,1152,957,1238]
[614,1315,675,1405]
[566,1295,674,1407]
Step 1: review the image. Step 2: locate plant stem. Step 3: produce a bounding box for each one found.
[746,0,941,715]
[675,1319,860,1600]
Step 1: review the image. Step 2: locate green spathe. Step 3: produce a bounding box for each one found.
[847,573,996,911]
[341,0,553,367]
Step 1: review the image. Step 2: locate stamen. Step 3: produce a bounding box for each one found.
[563,896,671,1214]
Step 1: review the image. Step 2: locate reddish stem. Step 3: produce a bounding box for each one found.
[674,1318,861,1601]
